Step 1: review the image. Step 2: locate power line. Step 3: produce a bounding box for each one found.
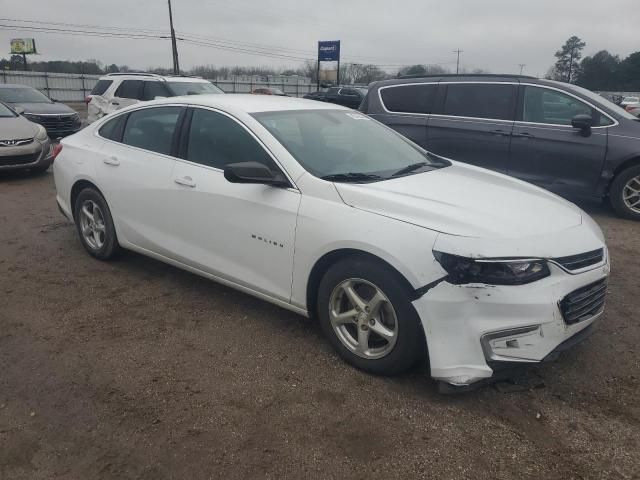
[0,24,169,40]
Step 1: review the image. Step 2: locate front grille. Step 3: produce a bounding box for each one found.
[559,278,608,325]
[29,114,78,132]
[0,138,33,147]
[553,248,604,271]
[0,152,40,166]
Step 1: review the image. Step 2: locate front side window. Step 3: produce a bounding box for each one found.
[90,80,113,96]
[185,108,274,170]
[166,82,224,96]
[443,83,515,120]
[115,80,143,100]
[381,84,438,114]
[142,81,170,101]
[121,106,182,155]
[522,86,609,126]
[253,109,446,180]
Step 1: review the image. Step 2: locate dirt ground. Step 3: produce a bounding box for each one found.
[0,169,639,480]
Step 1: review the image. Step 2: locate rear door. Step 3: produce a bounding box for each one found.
[426,82,516,172]
[368,83,438,149]
[108,80,144,114]
[95,105,185,254]
[508,84,609,196]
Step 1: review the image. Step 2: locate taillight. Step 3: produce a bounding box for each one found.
[51,144,63,162]
[84,96,92,105]
[625,105,634,112]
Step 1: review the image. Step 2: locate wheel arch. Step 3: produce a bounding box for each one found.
[608,156,640,194]
[306,248,417,318]
[70,179,106,220]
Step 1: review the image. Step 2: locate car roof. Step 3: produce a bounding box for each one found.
[99,73,210,83]
[147,93,350,114]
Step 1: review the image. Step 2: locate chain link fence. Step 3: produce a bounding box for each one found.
[0,70,317,101]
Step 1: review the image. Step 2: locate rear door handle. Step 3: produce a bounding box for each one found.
[174,176,196,188]
[103,156,120,166]
[513,132,534,139]
[491,129,511,136]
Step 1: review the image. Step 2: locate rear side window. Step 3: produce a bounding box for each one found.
[90,80,113,96]
[380,84,438,114]
[98,114,126,141]
[341,88,359,97]
[142,81,170,101]
[443,84,515,120]
[122,106,182,155]
[185,108,274,170]
[115,80,144,100]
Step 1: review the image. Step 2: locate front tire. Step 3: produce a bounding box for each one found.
[610,165,640,220]
[317,256,425,375]
[73,188,120,260]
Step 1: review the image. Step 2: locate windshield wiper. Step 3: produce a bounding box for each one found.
[321,172,383,183]
[391,162,429,177]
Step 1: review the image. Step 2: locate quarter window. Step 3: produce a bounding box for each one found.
[90,80,113,96]
[522,86,610,126]
[381,84,438,114]
[122,107,182,155]
[185,109,275,170]
[443,84,515,120]
[115,80,144,100]
[98,114,126,141]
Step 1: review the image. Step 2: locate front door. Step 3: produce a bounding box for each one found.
[167,107,300,302]
[508,85,608,197]
[426,82,516,173]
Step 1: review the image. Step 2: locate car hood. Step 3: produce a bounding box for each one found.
[334,162,583,238]
[10,102,77,115]
[0,115,39,140]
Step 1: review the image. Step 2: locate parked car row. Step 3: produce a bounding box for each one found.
[304,87,368,109]
[360,74,640,220]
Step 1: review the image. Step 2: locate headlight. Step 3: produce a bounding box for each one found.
[35,125,48,141]
[433,251,550,285]
[24,113,40,123]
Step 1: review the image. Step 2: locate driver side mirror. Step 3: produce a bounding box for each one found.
[571,114,592,136]
[224,161,290,188]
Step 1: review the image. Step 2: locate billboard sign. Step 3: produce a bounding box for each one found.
[10,38,37,55]
[318,41,340,62]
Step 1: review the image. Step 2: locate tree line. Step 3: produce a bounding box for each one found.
[548,36,640,91]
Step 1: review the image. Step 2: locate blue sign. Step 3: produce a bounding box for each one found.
[318,41,341,62]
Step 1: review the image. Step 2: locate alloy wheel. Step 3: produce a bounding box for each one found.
[79,200,106,250]
[623,175,640,214]
[328,278,398,359]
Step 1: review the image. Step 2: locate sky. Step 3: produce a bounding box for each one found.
[0,0,638,77]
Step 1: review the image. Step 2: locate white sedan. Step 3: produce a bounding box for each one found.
[53,95,610,390]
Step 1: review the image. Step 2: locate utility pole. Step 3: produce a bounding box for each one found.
[167,0,180,75]
[453,49,463,74]
[518,63,526,75]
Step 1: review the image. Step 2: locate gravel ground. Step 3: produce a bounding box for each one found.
[0,170,639,480]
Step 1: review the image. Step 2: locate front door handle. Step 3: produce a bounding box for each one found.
[513,132,535,139]
[111,101,120,106]
[103,156,120,166]
[174,176,196,188]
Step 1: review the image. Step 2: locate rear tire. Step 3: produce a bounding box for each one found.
[317,255,425,375]
[609,165,640,220]
[73,188,120,260]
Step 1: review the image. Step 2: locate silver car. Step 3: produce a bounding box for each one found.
[0,101,53,173]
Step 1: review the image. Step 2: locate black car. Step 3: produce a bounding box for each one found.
[0,84,82,137]
[360,74,640,220]
[304,87,367,109]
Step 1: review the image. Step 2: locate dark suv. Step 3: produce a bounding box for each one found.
[360,75,640,219]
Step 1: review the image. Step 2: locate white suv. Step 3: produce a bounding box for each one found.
[86,73,224,124]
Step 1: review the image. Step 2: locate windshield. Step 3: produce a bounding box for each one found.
[0,102,17,117]
[0,87,51,104]
[253,109,446,181]
[166,81,224,96]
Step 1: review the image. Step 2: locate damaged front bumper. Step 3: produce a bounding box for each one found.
[412,258,610,388]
